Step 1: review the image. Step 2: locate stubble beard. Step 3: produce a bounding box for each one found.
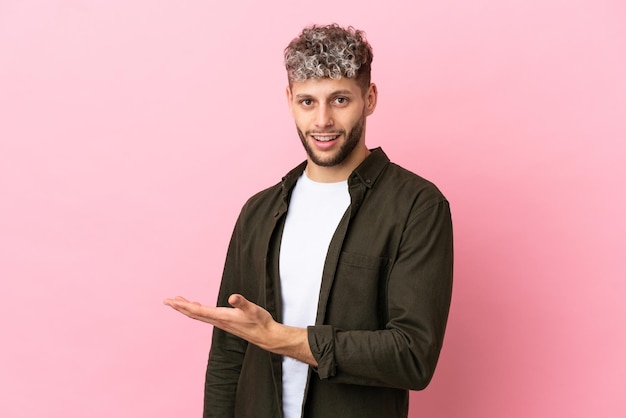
[297,113,365,167]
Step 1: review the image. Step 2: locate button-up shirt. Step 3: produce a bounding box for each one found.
[204,148,454,418]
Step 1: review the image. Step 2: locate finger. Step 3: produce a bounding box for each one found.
[228,294,247,309]
[163,296,190,305]
[168,302,215,322]
[163,298,200,317]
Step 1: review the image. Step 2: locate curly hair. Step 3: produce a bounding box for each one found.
[284,24,373,92]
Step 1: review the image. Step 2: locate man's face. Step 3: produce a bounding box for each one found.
[287,77,377,169]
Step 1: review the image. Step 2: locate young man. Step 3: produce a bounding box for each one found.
[164,24,453,418]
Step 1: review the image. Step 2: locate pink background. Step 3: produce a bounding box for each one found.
[1,0,625,417]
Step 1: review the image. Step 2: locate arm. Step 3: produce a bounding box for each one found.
[164,294,317,366]
[308,199,453,390]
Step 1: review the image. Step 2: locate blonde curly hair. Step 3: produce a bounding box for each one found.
[284,24,373,92]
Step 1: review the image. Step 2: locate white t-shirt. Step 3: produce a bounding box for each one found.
[279,172,350,418]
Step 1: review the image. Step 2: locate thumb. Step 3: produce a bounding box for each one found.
[228,293,247,309]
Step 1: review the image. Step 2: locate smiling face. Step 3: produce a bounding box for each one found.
[287,77,377,182]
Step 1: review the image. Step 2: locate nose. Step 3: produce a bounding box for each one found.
[314,104,333,128]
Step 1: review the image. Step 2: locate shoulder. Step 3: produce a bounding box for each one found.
[239,182,283,217]
[379,162,448,211]
[360,148,447,209]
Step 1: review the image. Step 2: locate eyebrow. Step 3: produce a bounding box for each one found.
[294,89,356,99]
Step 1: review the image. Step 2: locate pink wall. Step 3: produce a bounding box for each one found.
[1,1,624,417]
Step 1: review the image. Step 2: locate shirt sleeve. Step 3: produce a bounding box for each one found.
[307,199,453,390]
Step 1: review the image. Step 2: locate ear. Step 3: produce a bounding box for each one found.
[286,85,294,113]
[365,83,378,116]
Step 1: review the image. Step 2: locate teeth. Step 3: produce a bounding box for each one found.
[313,135,339,142]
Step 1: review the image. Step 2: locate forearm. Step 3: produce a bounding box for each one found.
[308,324,446,390]
[258,322,318,367]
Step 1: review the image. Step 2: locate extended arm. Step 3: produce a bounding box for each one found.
[164,294,317,366]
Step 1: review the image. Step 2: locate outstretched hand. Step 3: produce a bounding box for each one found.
[163,294,317,366]
[163,294,276,350]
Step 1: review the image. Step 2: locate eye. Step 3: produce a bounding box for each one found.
[334,97,349,105]
[300,99,313,106]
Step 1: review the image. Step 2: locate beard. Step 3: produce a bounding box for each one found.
[296,113,365,167]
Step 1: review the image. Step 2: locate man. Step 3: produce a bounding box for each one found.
[164,24,453,418]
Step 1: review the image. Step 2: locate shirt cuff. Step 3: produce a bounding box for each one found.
[307,325,337,379]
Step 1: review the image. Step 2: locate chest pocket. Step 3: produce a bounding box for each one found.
[324,251,390,330]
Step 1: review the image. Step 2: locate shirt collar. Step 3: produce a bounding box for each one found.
[349,147,389,189]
